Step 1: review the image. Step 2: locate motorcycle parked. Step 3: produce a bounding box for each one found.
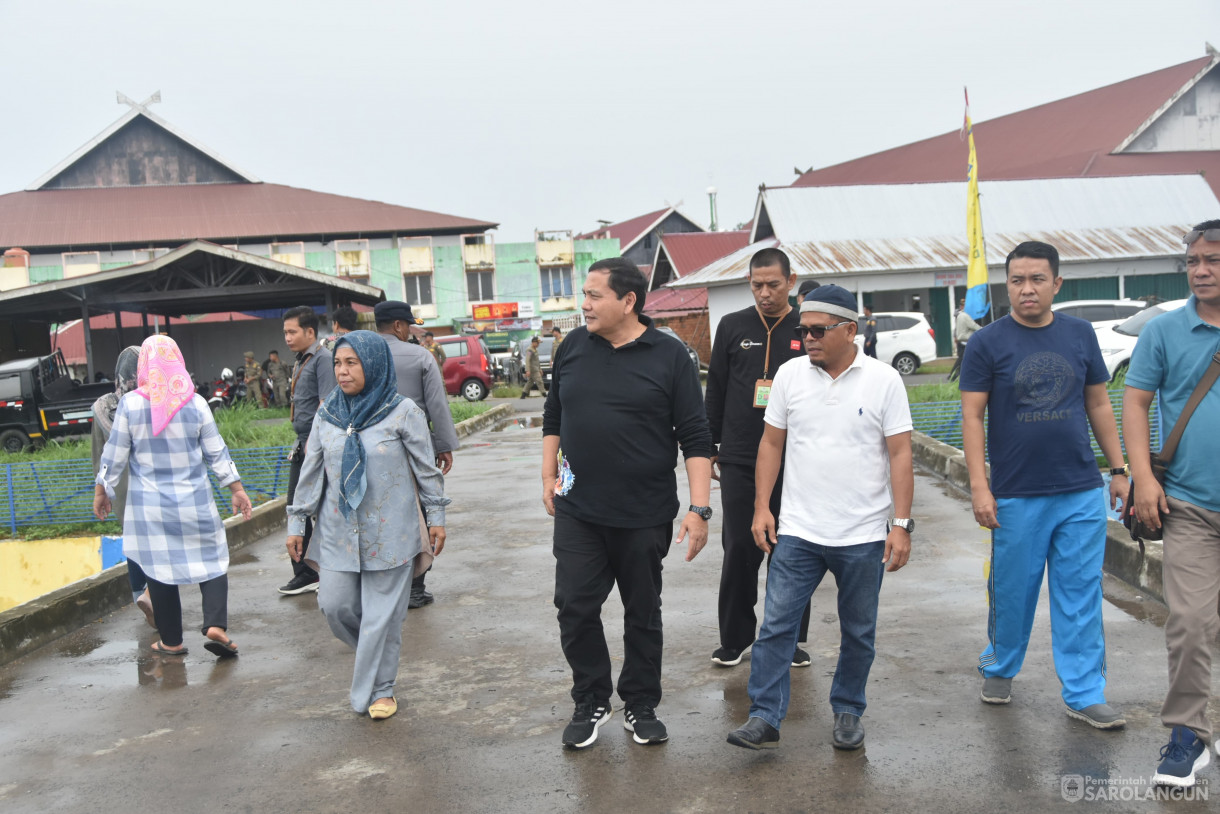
[206,368,248,412]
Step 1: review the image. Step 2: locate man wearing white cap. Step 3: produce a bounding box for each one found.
[727,284,913,752]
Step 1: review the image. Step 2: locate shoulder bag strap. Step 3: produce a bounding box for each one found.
[1159,350,1220,463]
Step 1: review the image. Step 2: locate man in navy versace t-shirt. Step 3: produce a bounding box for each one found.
[959,241,1129,730]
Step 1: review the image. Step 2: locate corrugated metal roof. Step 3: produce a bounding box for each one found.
[793,55,1220,197]
[758,175,1219,242]
[643,286,708,316]
[0,183,498,249]
[672,177,1218,289]
[670,225,1196,289]
[657,230,750,277]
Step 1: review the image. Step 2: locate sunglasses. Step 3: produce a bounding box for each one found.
[794,321,853,340]
[1182,228,1220,244]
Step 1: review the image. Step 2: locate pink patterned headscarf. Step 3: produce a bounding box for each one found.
[135,335,195,436]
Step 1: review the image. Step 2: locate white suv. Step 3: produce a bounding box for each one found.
[855,312,937,375]
[1094,298,1189,380]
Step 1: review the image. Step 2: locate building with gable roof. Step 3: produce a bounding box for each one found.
[576,205,706,270]
[794,52,1220,195]
[0,96,620,375]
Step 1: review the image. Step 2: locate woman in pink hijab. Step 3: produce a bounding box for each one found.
[94,335,253,658]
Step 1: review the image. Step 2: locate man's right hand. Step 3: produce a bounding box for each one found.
[971,486,1000,530]
[286,535,304,562]
[1133,478,1169,530]
[710,455,720,482]
[751,508,776,554]
[542,478,556,516]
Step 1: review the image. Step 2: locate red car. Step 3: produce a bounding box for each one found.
[434,335,493,401]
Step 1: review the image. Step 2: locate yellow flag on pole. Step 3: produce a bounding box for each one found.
[964,88,990,320]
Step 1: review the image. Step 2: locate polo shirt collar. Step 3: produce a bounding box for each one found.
[808,346,864,379]
[1184,295,1220,332]
[587,314,660,348]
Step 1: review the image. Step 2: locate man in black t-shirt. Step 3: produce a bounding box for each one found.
[705,249,814,668]
[542,257,713,750]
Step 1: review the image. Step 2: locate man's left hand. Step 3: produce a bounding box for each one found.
[883,528,910,572]
[676,513,708,562]
[437,451,453,476]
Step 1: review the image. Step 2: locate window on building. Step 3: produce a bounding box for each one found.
[335,239,370,278]
[540,266,573,299]
[62,251,101,279]
[467,270,495,301]
[403,273,434,307]
[271,242,306,268]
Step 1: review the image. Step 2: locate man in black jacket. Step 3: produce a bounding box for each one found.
[706,248,813,667]
[542,257,712,750]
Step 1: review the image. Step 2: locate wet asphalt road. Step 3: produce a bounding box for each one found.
[0,406,1217,814]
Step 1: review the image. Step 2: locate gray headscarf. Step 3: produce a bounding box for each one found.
[91,346,141,438]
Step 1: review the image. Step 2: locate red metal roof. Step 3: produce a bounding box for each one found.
[52,311,260,365]
[644,286,707,317]
[659,230,750,277]
[0,183,498,250]
[575,207,671,245]
[793,56,1220,195]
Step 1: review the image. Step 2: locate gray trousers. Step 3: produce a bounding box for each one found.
[1161,496,1220,743]
[319,564,413,713]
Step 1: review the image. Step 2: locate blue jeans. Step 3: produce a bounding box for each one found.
[748,535,885,729]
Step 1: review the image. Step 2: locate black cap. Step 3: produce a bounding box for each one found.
[374,300,423,325]
[797,280,821,298]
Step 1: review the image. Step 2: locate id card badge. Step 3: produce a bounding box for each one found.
[753,379,773,409]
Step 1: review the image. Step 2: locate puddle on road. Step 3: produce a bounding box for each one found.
[230,550,259,566]
[55,631,107,658]
[492,417,544,431]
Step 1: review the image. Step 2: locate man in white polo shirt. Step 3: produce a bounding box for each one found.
[726,284,913,752]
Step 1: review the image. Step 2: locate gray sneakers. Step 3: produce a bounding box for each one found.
[1065,702,1126,730]
[980,676,1012,705]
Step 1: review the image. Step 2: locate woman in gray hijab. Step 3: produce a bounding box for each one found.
[91,346,153,626]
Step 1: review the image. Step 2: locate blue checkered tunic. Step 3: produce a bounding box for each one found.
[97,392,241,585]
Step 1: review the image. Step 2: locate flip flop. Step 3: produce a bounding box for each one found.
[150,641,188,656]
[135,593,156,629]
[204,638,239,659]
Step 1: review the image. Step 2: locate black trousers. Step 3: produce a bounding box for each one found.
[287,456,318,579]
[145,574,228,647]
[718,462,811,650]
[553,511,671,708]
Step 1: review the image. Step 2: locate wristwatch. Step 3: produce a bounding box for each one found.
[689,505,713,521]
[1109,466,1128,477]
[891,518,914,533]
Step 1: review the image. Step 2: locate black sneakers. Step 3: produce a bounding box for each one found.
[622,704,668,745]
[711,646,746,666]
[278,573,319,595]
[562,702,613,749]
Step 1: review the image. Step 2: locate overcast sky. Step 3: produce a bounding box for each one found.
[3,0,1219,243]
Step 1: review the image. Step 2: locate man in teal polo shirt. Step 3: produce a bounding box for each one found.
[1124,219,1220,789]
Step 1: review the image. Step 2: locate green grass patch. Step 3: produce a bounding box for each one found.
[0,436,92,465]
[915,358,957,375]
[9,520,122,540]
[450,402,493,424]
[906,379,961,404]
[492,384,523,398]
[213,403,296,448]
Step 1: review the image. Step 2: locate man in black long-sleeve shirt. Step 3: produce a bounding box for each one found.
[542,257,712,750]
[705,249,813,667]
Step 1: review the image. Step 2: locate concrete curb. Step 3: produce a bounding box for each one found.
[455,403,515,438]
[911,431,1163,603]
[0,497,287,666]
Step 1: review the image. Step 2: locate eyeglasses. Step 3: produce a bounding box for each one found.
[1182,228,1220,245]
[794,321,853,340]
